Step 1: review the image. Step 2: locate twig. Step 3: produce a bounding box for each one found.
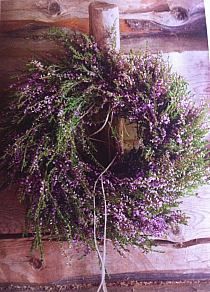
[90,110,111,137]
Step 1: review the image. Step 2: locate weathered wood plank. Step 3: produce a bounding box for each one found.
[1,18,207,37]
[0,30,63,104]
[166,50,210,100]
[1,0,203,20]
[0,19,89,34]
[166,185,210,242]
[1,238,210,283]
[0,29,208,106]
[121,34,208,53]
[124,12,206,35]
[1,0,206,36]
[1,0,166,21]
[0,29,208,92]
[1,184,210,241]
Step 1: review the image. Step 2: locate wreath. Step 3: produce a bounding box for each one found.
[0,30,209,257]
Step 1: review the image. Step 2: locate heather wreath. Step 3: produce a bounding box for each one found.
[0,30,209,256]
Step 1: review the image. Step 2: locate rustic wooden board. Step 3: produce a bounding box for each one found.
[1,183,210,241]
[1,0,206,36]
[167,51,210,100]
[1,0,203,20]
[0,28,208,93]
[0,30,62,105]
[166,185,210,242]
[1,238,210,284]
[121,33,208,53]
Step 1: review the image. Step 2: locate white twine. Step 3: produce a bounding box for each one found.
[93,156,116,292]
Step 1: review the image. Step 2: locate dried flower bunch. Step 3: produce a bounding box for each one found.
[0,30,209,256]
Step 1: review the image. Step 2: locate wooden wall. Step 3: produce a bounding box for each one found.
[1,0,207,36]
[1,0,210,286]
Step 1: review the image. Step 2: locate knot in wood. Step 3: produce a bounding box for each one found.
[29,257,43,270]
[48,1,61,15]
[171,7,189,21]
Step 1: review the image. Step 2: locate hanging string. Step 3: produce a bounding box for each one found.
[93,156,117,292]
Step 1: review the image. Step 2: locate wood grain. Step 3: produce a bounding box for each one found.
[0,0,174,21]
[0,19,90,34]
[167,186,210,241]
[1,0,206,36]
[0,30,63,105]
[124,11,206,35]
[0,27,208,95]
[1,238,210,283]
[121,33,208,53]
[1,0,203,20]
[166,51,210,101]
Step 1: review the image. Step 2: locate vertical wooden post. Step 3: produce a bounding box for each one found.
[89,1,120,51]
[88,2,136,154]
[88,1,121,163]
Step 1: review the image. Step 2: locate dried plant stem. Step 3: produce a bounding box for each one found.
[90,109,111,137]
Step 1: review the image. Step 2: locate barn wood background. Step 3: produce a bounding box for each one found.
[1,0,210,286]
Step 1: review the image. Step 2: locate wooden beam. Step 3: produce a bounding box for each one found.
[2,237,210,284]
[1,0,204,21]
[0,27,208,91]
[121,33,208,53]
[1,0,206,36]
[123,12,206,35]
[0,0,172,21]
[1,182,210,240]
